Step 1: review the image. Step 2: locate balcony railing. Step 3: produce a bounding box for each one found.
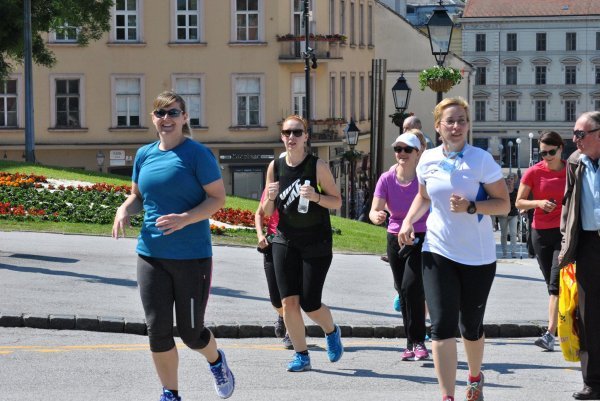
[310,118,345,142]
[277,34,346,60]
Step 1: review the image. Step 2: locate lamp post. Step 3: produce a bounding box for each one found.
[498,143,504,166]
[515,138,522,178]
[528,132,535,166]
[302,0,317,144]
[426,0,454,106]
[96,151,105,172]
[345,119,360,219]
[507,141,514,176]
[391,73,412,134]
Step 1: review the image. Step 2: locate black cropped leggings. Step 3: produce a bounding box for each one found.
[137,255,213,353]
[263,249,283,309]
[531,227,562,296]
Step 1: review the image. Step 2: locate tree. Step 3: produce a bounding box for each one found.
[0,0,113,81]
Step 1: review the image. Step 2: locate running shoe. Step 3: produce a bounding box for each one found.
[287,352,311,372]
[160,389,181,401]
[413,342,430,360]
[208,349,235,399]
[393,295,402,312]
[274,315,286,338]
[534,331,555,351]
[465,372,484,401]
[326,324,344,362]
[282,333,293,349]
[401,346,415,361]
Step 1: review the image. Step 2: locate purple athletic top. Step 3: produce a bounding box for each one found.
[373,170,428,235]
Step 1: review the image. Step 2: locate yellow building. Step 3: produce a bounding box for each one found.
[3,0,374,200]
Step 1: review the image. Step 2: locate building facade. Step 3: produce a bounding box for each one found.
[2,0,374,201]
[461,0,600,169]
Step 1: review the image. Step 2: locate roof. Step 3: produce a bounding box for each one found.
[463,0,600,18]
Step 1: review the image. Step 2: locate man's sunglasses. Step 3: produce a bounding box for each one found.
[539,148,559,158]
[394,146,417,154]
[281,129,304,137]
[573,127,600,140]
[153,108,183,118]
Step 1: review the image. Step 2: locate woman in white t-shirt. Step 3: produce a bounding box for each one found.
[399,97,509,401]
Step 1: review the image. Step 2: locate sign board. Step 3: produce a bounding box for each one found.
[219,149,274,164]
[110,150,126,160]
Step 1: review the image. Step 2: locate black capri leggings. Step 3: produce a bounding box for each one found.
[422,252,496,341]
[137,255,213,353]
[271,239,333,313]
[263,249,283,309]
[531,227,562,296]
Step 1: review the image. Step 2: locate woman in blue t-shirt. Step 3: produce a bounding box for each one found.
[112,91,234,401]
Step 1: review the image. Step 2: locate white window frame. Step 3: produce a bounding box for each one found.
[359,2,365,46]
[535,100,546,121]
[170,0,204,42]
[506,66,517,85]
[172,74,206,127]
[350,73,356,119]
[349,1,356,45]
[565,100,576,122]
[291,73,315,119]
[329,73,336,118]
[340,0,346,36]
[329,0,336,34]
[565,66,576,85]
[231,74,265,127]
[0,75,22,128]
[111,0,144,42]
[368,3,373,46]
[50,74,86,129]
[50,22,79,43]
[340,73,347,120]
[110,74,145,128]
[474,100,486,122]
[359,72,365,120]
[231,0,264,42]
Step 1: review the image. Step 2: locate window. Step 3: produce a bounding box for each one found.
[359,74,365,120]
[475,67,486,85]
[55,79,81,128]
[53,22,78,42]
[565,66,576,85]
[174,76,203,127]
[566,32,576,51]
[596,99,600,112]
[535,100,546,121]
[536,33,546,51]
[359,3,364,46]
[113,0,140,42]
[565,100,576,122]
[113,77,142,127]
[506,100,517,121]
[350,74,356,119]
[340,0,346,35]
[368,4,373,46]
[234,75,262,126]
[174,0,202,42]
[350,2,355,45]
[292,75,307,117]
[597,32,600,51]
[507,33,517,51]
[340,74,346,119]
[474,100,485,121]
[475,34,486,52]
[234,0,260,41]
[329,75,336,117]
[329,0,335,34]
[368,72,372,117]
[596,66,600,85]
[0,79,18,127]
[506,66,517,85]
[535,66,546,85]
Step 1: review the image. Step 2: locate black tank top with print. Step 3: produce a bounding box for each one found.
[274,154,332,245]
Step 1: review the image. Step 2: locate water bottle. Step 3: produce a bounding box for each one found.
[297,180,310,214]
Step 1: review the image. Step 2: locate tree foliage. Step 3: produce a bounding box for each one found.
[0,0,113,81]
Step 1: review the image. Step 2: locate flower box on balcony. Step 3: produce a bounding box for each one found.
[276,33,347,44]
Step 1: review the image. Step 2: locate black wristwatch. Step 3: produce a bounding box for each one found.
[467,201,477,214]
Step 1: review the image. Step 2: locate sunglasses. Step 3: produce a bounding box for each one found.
[394,146,417,154]
[153,108,183,118]
[539,148,559,158]
[573,127,600,140]
[281,129,304,137]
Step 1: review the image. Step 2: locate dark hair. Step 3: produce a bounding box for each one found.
[539,131,564,148]
[152,90,192,136]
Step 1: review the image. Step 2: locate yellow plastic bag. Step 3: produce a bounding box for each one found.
[558,263,580,362]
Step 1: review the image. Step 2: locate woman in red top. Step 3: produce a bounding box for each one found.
[516,131,566,352]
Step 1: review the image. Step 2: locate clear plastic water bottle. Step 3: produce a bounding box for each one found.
[297,179,310,214]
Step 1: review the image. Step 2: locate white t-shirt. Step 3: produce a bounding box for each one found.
[416,144,503,265]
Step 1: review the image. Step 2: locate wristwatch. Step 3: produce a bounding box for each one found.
[467,201,477,214]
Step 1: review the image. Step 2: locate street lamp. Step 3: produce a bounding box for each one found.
[96,151,105,172]
[528,132,535,166]
[345,119,360,219]
[426,0,454,105]
[515,138,522,178]
[507,141,514,176]
[391,73,412,134]
[498,144,504,166]
[302,0,316,144]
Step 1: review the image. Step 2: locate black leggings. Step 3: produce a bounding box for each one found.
[263,249,282,309]
[137,255,212,353]
[271,239,332,313]
[422,252,496,341]
[387,232,426,345]
[531,227,562,296]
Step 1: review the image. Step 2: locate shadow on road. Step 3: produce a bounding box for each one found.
[9,253,78,264]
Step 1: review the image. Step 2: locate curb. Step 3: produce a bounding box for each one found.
[0,313,545,338]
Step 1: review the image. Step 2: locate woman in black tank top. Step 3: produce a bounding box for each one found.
[261,115,344,372]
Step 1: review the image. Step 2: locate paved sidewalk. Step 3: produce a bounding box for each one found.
[0,231,548,337]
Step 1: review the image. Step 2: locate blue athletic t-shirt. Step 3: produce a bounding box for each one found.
[132,139,221,259]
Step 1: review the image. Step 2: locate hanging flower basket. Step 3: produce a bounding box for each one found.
[418,66,463,93]
[427,79,455,93]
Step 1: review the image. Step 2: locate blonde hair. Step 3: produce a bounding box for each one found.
[152,90,192,136]
[433,97,470,127]
[404,128,427,151]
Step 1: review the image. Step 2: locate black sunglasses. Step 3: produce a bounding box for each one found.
[539,148,559,158]
[574,127,600,140]
[281,129,304,137]
[394,146,417,154]
[153,108,183,118]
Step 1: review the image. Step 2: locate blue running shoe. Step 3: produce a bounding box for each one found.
[326,324,344,362]
[287,352,311,372]
[208,349,235,399]
[160,389,181,401]
[393,295,402,312]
